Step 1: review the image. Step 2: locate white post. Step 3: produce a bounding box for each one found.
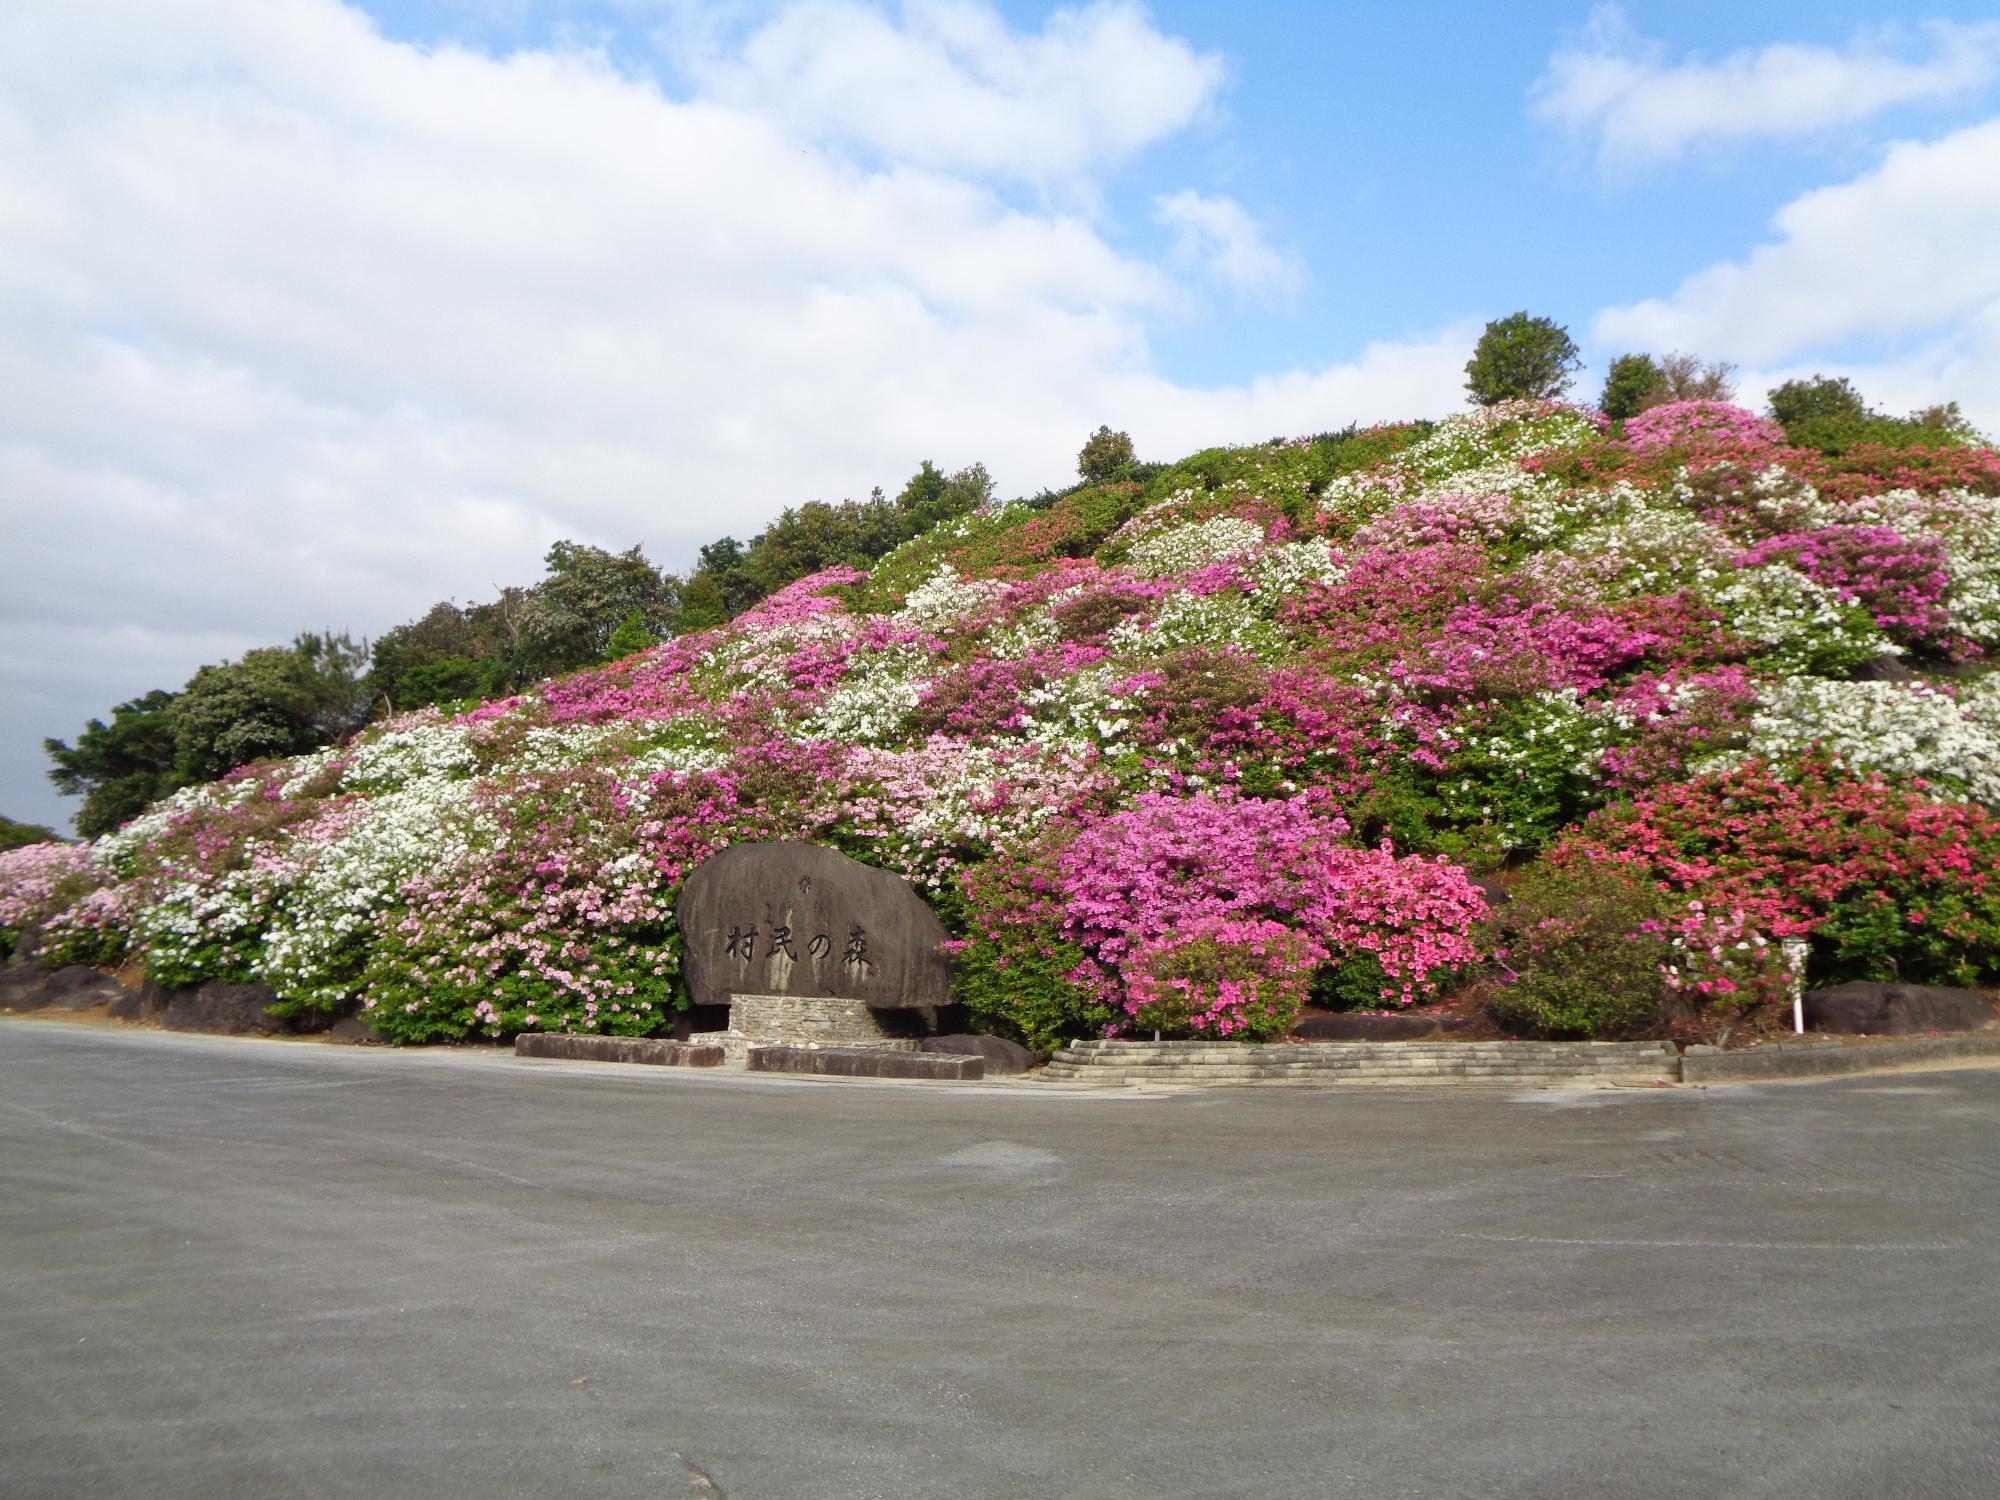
[1783,938,1809,1035]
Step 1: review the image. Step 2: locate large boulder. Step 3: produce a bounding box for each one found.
[1804,982,1997,1035]
[162,981,288,1035]
[921,1034,1040,1074]
[677,842,953,1010]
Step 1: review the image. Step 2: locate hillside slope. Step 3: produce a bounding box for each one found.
[8,399,2000,1047]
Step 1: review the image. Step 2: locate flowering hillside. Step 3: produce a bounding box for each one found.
[8,400,2000,1047]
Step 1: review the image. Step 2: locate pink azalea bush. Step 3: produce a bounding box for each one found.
[953,792,1485,1047]
[0,841,130,967]
[1621,400,1788,458]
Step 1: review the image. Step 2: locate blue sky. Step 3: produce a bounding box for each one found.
[354,0,2000,388]
[5,0,2000,829]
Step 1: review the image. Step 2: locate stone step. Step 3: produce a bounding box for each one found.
[1039,1064,1667,1079]
[1035,1038,1682,1087]
[1055,1041,1673,1060]
[1037,1071,1669,1088]
[1049,1053,1669,1070]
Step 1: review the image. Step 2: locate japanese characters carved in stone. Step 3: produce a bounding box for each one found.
[676,842,953,1009]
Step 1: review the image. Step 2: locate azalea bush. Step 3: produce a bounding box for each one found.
[1556,755,2000,986]
[8,398,2000,1044]
[0,841,131,967]
[954,792,1486,1047]
[1487,863,1669,1038]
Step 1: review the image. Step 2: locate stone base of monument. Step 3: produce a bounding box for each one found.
[689,992,924,1064]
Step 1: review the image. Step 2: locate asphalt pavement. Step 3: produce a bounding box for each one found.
[1,1019,1996,1499]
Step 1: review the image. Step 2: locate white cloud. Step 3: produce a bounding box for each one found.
[681,0,1225,186]
[1153,190,1301,299]
[1592,117,2000,397]
[1104,323,1478,453]
[1534,5,2000,167]
[0,0,1463,828]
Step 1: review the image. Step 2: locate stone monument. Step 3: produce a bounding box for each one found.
[677,842,953,1058]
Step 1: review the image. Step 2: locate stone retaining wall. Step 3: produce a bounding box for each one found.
[1038,1039,1681,1087]
[1681,1033,2000,1083]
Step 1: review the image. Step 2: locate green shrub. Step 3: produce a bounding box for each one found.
[953,930,1111,1052]
[1486,863,1667,1038]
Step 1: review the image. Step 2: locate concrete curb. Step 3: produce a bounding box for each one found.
[514,1034,724,1067]
[1681,1032,2000,1083]
[747,1045,984,1081]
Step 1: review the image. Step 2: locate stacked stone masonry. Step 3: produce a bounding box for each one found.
[689,991,920,1061]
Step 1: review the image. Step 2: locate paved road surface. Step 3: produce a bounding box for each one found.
[2,1020,1996,1499]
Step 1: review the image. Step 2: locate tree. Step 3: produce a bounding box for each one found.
[1077,426,1136,482]
[673,572,731,634]
[366,601,499,713]
[743,494,908,598]
[603,610,657,662]
[1767,374,1867,439]
[513,541,678,679]
[290,630,372,742]
[0,814,60,851]
[1908,401,1983,441]
[894,460,994,534]
[1464,312,1583,405]
[1599,354,1666,421]
[1657,351,1737,404]
[44,689,184,838]
[1765,375,1982,455]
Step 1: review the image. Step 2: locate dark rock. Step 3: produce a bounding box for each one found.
[0,964,58,1011]
[43,966,113,999]
[1468,876,1510,910]
[746,1045,983,1081]
[104,980,179,1032]
[327,1015,390,1045]
[1848,654,1915,683]
[0,965,124,1012]
[1292,1012,1468,1041]
[677,842,952,1009]
[162,981,286,1035]
[1804,982,1997,1036]
[921,1034,1039,1074]
[106,989,145,1022]
[514,1033,723,1066]
[133,977,177,1023]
